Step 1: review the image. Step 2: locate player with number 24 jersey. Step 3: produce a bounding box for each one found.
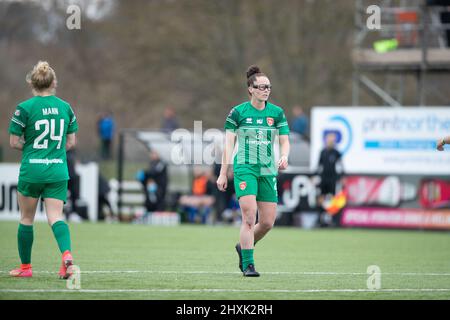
[8,61,77,280]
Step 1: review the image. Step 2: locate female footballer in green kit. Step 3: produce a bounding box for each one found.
[8,61,78,279]
[217,65,290,276]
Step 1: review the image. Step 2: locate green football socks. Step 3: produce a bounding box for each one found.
[51,221,72,253]
[241,249,255,271]
[18,224,34,264]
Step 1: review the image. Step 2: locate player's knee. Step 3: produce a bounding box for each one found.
[260,221,273,232]
[20,211,35,225]
[244,220,255,229]
[241,209,256,227]
[47,213,64,226]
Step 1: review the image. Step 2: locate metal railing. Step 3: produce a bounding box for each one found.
[355,0,450,49]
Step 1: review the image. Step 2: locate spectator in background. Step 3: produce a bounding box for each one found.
[317,132,344,225]
[98,173,116,222]
[317,133,343,198]
[291,105,309,140]
[160,107,180,134]
[66,149,82,221]
[179,167,215,224]
[97,111,115,160]
[142,149,168,212]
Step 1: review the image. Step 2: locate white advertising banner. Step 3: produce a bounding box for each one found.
[0,163,46,221]
[0,163,98,221]
[310,107,450,175]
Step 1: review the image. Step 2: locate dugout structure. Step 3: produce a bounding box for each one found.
[116,129,193,220]
[116,128,231,219]
[115,129,311,220]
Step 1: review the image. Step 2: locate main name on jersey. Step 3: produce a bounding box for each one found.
[42,107,59,115]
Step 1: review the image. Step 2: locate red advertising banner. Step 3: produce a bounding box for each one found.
[341,207,450,230]
[277,173,450,229]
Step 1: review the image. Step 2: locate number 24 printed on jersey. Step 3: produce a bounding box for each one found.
[33,119,64,150]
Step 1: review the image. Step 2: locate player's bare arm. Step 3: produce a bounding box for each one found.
[217,131,236,192]
[66,133,77,151]
[9,134,25,151]
[278,135,290,170]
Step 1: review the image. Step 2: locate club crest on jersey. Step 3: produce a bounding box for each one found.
[239,182,247,190]
[14,110,20,116]
[266,117,274,126]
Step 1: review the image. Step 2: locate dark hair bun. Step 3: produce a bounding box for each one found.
[246,65,261,79]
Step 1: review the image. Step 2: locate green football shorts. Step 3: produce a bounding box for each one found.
[18,180,68,203]
[234,172,278,203]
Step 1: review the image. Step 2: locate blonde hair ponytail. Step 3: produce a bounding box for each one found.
[26,61,56,92]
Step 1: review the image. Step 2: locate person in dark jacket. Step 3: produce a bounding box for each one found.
[317,132,344,226]
[98,173,115,221]
[66,149,81,219]
[317,132,344,199]
[142,149,168,212]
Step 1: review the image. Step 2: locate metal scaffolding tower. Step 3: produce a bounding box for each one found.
[353,0,450,106]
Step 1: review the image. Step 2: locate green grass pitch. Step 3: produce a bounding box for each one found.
[1,221,449,300]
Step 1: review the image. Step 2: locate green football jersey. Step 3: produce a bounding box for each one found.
[224,101,289,176]
[8,95,78,183]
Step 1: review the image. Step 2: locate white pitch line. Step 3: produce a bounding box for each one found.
[1,270,450,276]
[0,288,450,294]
